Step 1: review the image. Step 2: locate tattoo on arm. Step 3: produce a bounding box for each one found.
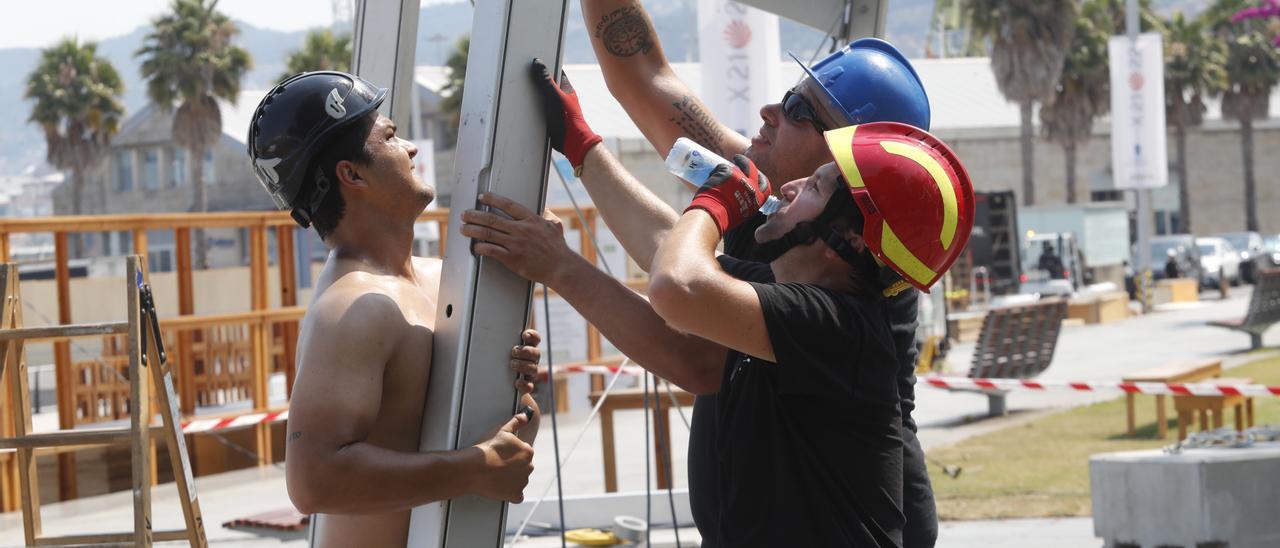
[288,431,303,444]
[595,5,655,57]
[671,96,726,157]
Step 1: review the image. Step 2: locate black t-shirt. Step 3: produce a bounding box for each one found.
[707,255,904,547]
[687,218,768,546]
[721,216,921,430]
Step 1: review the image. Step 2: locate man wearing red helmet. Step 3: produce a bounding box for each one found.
[465,121,973,546]
[580,3,942,546]
[655,121,972,546]
[247,72,545,547]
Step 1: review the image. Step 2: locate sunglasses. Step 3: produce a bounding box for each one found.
[782,90,830,134]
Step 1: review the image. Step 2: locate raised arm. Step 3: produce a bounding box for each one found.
[285,292,534,514]
[650,211,774,362]
[462,193,726,394]
[533,60,675,271]
[582,0,748,159]
[649,155,775,360]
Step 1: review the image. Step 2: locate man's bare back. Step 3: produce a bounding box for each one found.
[293,254,439,546]
[290,254,435,545]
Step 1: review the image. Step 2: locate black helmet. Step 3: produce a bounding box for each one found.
[247,71,386,227]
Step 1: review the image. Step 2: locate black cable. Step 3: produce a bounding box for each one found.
[643,371,652,547]
[542,287,567,548]
[651,374,682,547]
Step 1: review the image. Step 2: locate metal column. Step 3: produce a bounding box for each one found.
[406,0,570,546]
[351,0,420,130]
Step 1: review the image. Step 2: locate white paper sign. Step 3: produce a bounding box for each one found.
[698,0,781,136]
[1109,33,1168,189]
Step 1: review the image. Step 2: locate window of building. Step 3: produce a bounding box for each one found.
[171,148,187,187]
[116,150,133,192]
[1090,190,1124,202]
[142,148,160,191]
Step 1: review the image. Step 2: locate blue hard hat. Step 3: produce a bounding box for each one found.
[790,38,930,130]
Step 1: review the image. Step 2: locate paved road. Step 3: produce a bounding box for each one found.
[6,288,1273,547]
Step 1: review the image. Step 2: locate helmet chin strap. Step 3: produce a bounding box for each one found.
[753,188,862,266]
[289,170,334,229]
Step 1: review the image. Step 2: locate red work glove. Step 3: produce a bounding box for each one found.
[685,155,771,235]
[531,58,602,174]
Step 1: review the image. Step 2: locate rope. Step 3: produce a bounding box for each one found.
[541,287,568,548]
[651,374,682,547]
[507,357,636,545]
[665,380,692,432]
[643,371,652,546]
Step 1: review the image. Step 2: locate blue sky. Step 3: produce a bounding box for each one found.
[0,0,462,49]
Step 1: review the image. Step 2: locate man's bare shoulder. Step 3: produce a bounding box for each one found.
[304,272,408,345]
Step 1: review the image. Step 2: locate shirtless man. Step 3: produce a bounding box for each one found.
[247,71,543,547]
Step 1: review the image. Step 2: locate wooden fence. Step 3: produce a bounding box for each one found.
[0,206,619,508]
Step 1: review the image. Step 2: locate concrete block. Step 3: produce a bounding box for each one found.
[1090,443,1280,548]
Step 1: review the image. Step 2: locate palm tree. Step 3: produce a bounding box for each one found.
[1162,11,1226,233]
[1203,0,1280,232]
[280,29,352,82]
[440,36,469,144]
[136,0,251,268]
[968,0,1078,206]
[24,38,124,257]
[1220,30,1279,231]
[1039,1,1111,204]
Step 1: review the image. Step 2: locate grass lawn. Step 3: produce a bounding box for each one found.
[926,354,1280,520]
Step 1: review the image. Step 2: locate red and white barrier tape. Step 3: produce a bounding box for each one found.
[170,373,1278,435]
[541,364,645,377]
[920,375,1280,397]
[546,366,1280,397]
[181,410,289,433]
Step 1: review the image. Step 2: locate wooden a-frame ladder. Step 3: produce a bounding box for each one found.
[0,255,207,546]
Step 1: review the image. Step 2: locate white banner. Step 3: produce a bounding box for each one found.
[1109,33,1168,189]
[697,0,781,137]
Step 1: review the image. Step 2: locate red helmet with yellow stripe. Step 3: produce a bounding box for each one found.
[824,122,974,292]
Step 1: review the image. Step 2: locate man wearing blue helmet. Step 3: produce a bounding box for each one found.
[573,3,938,546]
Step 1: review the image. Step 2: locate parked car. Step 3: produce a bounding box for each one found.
[1197,237,1242,287]
[1147,234,1204,284]
[1219,231,1265,283]
[1263,234,1280,269]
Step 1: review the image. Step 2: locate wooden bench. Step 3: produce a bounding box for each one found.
[1122,359,1221,439]
[1208,268,1280,350]
[941,299,1068,416]
[1173,377,1255,440]
[588,382,694,493]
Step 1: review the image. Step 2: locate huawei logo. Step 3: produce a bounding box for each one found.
[325,87,347,119]
[723,20,752,49]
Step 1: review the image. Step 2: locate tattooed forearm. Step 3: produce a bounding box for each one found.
[595,5,655,57]
[670,96,726,157]
[288,431,303,444]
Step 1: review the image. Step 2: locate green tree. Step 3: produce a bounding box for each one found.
[1039,1,1112,204]
[968,0,1078,206]
[440,36,469,143]
[136,0,251,267]
[24,38,124,256]
[1163,11,1226,233]
[1206,0,1280,231]
[280,29,352,82]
